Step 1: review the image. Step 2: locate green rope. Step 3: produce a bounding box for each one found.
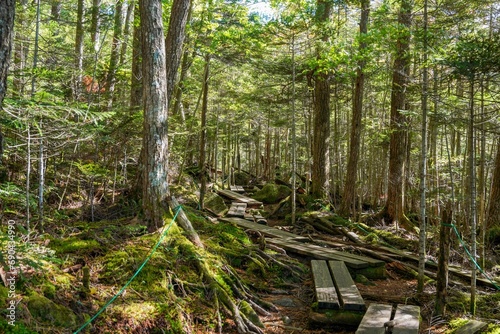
[73,206,183,334]
[442,222,500,290]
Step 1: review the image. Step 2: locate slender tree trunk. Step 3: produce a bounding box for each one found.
[487,140,500,229]
[106,0,125,108]
[119,1,135,66]
[417,0,429,294]
[199,55,209,209]
[165,0,191,103]
[382,0,413,228]
[340,0,369,216]
[91,0,101,51]
[74,0,85,99]
[31,0,41,98]
[13,0,27,99]
[130,1,142,108]
[435,202,451,316]
[468,78,477,316]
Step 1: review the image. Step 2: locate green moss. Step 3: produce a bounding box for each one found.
[203,192,228,216]
[239,300,264,328]
[0,319,38,334]
[253,183,291,204]
[0,284,8,306]
[42,282,56,299]
[484,324,500,334]
[49,236,101,254]
[27,292,76,328]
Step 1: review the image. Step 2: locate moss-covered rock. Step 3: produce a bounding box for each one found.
[27,292,76,328]
[204,192,228,216]
[253,183,291,204]
[234,171,251,186]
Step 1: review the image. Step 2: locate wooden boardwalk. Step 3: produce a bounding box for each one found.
[216,189,263,207]
[266,238,384,269]
[220,217,308,241]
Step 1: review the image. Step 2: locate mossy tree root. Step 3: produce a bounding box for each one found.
[194,257,264,334]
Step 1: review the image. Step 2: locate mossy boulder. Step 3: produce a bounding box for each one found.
[204,192,228,216]
[27,292,76,328]
[234,171,251,186]
[253,183,291,204]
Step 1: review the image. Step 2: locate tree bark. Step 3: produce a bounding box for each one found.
[74,0,85,99]
[130,1,142,108]
[487,140,500,229]
[382,0,413,228]
[90,0,101,50]
[311,0,332,199]
[435,202,451,316]
[0,0,14,164]
[140,0,169,230]
[340,0,369,217]
[165,0,191,103]
[106,0,125,107]
[199,55,209,209]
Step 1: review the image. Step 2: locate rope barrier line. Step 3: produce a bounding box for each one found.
[73,206,183,334]
[442,222,500,290]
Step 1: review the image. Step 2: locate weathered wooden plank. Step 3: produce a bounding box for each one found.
[329,261,365,311]
[216,189,263,207]
[220,217,308,240]
[455,320,487,334]
[230,185,245,193]
[227,202,247,218]
[392,304,420,334]
[355,303,393,334]
[266,238,369,269]
[311,260,340,309]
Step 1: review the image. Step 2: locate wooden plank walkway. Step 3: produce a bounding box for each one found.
[216,189,263,207]
[329,261,365,311]
[311,260,340,309]
[355,303,393,334]
[220,217,308,241]
[230,185,245,193]
[266,238,384,269]
[392,305,420,334]
[227,202,247,218]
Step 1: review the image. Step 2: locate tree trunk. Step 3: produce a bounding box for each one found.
[74,0,85,99]
[199,55,209,209]
[13,0,27,99]
[0,0,14,105]
[340,0,369,216]
[417,0,429,294]
[140,0,169,230]
[90,0,101,50]
[106,0,125,108]
[435,202,452,316]
[487,140,500,229]
[119,1,134,66]
[382,0,413,228]
[51,0,62,21]
[130,1,142,108]
[165,0,191,103]
[468,78,477,316]
[311,0,332,200]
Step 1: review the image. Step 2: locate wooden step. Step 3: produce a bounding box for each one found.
[311,260,340,309]
[227,202,247,218]
[216,189,263,207]
[230,185,245,193]
[328,261,365,311]
[355,303,420,334]
[392,304,420,334]
[355,303,393,334]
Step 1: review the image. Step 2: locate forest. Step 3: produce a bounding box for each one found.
[1,0,500,333]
